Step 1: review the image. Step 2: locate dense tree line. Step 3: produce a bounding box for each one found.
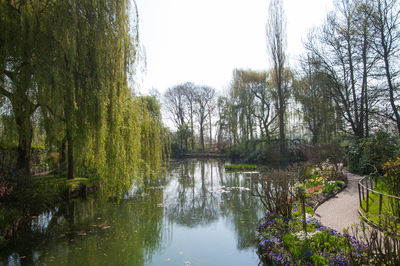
[162,0,400,162]
[0,0,167,195]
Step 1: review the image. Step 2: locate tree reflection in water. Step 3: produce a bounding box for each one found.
[0,159,264,265]
[164,159,264,250]
[0,187,167,265]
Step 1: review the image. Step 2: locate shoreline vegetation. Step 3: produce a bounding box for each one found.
[0,173,99,244]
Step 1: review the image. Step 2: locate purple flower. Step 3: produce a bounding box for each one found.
[306,201,316,207]
[329,229,340,236]
[304,249,313,258]
[316,225,327,231]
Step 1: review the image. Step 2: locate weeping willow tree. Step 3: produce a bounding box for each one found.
[39,0,167,195]
[0,1,45,175]
[1,0,168,196]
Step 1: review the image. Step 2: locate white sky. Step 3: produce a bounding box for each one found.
[134,0,333,95]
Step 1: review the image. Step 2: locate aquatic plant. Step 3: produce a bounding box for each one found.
[224,164,257,171]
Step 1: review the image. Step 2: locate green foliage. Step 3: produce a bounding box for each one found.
[321,181,343,194]
[293,56,337,145]
[245,140,281,165]
[0,0,168,198]
[382,158,400,198]
[346,131,399,174]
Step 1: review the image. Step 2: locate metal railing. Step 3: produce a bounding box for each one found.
[358,175,400,222]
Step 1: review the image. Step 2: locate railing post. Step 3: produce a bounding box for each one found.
[361,181,365,200]
[358,183,362,208]
[366,188,369,213]
[379,193,383,215]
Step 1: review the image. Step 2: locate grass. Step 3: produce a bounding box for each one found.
[360,178,400,230]
[360,191,400,230]
[224,164,257,171]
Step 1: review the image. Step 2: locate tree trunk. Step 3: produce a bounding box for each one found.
[200,123,204,151]
[59,136,67,171]
[16,129,32,176]
[67,129,74,180]
[278,92,286,158]
[190,109,194,150]
[209,110,212,150]
[15,109,33,176]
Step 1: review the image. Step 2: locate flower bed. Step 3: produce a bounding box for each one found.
[256,160,355,264]
[256,215,367,265]
[294,160,346,210]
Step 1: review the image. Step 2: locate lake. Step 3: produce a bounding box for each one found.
[0,159,265,265]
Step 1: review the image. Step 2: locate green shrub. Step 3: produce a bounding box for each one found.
[346,131,399,174]
[382,158,400,217]
[382,158,400,197]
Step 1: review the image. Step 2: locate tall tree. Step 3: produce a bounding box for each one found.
[0,1,47,175]
[231,69,257,143]
[305,0,377,138]
[355,0,376,137]
[182,82,196,150]
[266,0,289,156]
[39,0,138,180]
[207,100,215,149]
[164,84,188,151]
[246,70,277,139]
[294,55,336,144]
[372,0,400,135]
[194,86,215,151]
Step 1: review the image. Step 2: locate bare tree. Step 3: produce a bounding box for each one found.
[164,85,187,150]
[372,0,400,135]
[194,86,215,151]
[266,0,289,156]
[207,100,215,150]
[182,82,196,150]
[248,71,277,140]
[305,0,379,138]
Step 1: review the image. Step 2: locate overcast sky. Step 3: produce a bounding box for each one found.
[134,0,333,95]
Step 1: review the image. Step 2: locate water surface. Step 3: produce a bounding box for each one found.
[1,159,264,265]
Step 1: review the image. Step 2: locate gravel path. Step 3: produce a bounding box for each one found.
[314,170,364,233]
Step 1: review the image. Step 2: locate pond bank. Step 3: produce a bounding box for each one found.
[1,176,98,245]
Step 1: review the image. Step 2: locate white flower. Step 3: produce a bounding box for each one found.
[294,230,321,241]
